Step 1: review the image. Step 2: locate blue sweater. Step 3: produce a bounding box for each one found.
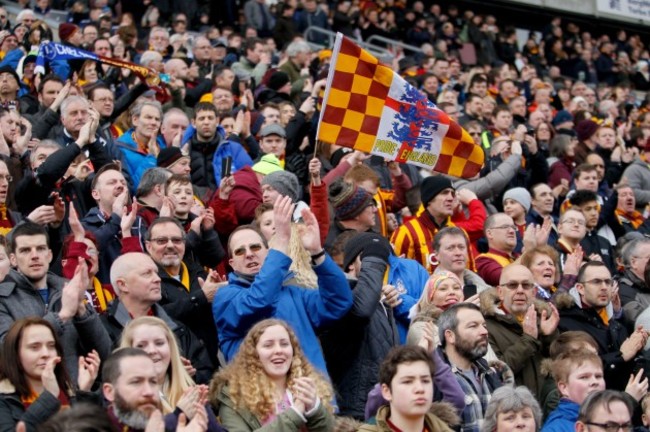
[213,250,353,374]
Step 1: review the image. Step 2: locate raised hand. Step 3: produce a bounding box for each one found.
[176,386,201,419]
[625,368,649,402]
[298,207,322,255]
[292,377,318,414]
[176,403,208,432]
[381,284,402,308]
[42,356,61,396]
[218,176,235,200]
[120,202,139,238]
[27,205,58,226]
[563,245,584,276]
[611,281,622,314]
[522,304,538,339]
[539,303,559,336]
[181,357,196,377]
[145,410,165,432]
[60,261,88,322]
[417,321,435,353]
[111,189,129,217]
[201,207,215,231]
[77,350,101,391]
[189,212,205,235]
[269,195,294,253]
[159,196,176,218]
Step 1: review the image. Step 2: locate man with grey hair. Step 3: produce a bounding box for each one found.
[148,27,171,57]
[232,37,270,84]
[435,303,506,432]
[115,100,166,188]
[139,50,164,72]
[192,36,214,79]
[279,40,311,98]
[619,237,650,322]
[101,252,214,383]
[135,167,172,227]
[160,109,189,148]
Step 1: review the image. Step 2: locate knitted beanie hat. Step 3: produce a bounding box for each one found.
[575,120,599,142]
[420,176,454,206]
[156,147,185,168]
[329,179,374,221]
[342,232,389,271]
[268,71,290,91]
[426,270,463,303]
[261,171,300,202]
[503,187,532,212]
[58,23,79,42]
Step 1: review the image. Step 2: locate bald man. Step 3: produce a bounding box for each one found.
[101,253,216,382]
[482,264,559,398]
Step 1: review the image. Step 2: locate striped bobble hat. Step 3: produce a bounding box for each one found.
[329,179,374,221]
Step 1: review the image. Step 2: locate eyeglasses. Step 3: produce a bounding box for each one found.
[561,218,586,226]
[584,421,633,432]
[501,281,535,291]
[0,174,12,182]
[469,131,481,136]
[150,237,184,246]
[581,278,614,287]
[233,243,263,256]
[490,225,517,231]
[94,97,114,104]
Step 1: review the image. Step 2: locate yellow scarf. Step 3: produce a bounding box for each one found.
[166,262,190,292]
[92,277,113,312]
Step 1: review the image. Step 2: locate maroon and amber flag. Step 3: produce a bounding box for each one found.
[317,34,484,178]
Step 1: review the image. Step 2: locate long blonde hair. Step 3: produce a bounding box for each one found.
[289,223,317,289]
[209,319,334,421]
[119,317,195,413]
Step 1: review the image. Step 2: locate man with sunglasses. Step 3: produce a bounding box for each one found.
[145,217,223,367]
[557,261,646,390]
[483,263,559,398]
[213,195,353,375]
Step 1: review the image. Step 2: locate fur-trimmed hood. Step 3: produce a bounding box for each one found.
[554,287,615,318]
[411,303,445,325]
[479,287,553,320]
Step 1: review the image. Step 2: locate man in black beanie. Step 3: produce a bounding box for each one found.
[391,175,464,273]
[321,232,399,419]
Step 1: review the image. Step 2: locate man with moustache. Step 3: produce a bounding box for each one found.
[145,217,221,366]
[437,303,506,432]
[483,264,559,398]
[102,348,163,430]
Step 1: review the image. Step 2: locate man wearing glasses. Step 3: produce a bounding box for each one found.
[483,263,559,398]
[575,390,633,432]
[556,261,646,390]
[213,195,352,375]
[476,213,520,287]
[145,217,222,367]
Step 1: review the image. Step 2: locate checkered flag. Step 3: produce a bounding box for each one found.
[316,33,485,179]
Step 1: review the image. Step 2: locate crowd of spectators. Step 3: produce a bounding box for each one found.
[0,0,649,431]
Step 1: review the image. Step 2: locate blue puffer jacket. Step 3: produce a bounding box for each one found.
[115,129,167,190]
[389,254,429,343]
[213,250,353,374]
[541,399,579,432]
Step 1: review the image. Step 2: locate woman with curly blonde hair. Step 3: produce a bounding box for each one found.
[210,319,334,431]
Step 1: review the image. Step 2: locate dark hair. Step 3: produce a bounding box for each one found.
[37,74,64,94]
[569,190,599,207]
[577,260,610,283]
[136,167,172,198]
[243,37,264,53]
[145,217,185,242]
[164,173,191,193]
[378,345,435,389]
[86,82,110,101]
[38,403,117,432]
[433,227,467,253]
[0,317,71,398]
[437,303,481,348]
[102,347,150,385]
[90,162,122,191]
[465,93,482,105]
[193,102,218,118]
[573,163,598,180]
[492,105,511,118]
[227,225,268,256]
[577,390,632,423]
[9,221,49,253]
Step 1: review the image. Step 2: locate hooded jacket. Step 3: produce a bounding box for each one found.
[619,269,650,323]
[0,270,112,381]
[556,289,633,390]
[0,379,64,432]
[115,129,167,190]
[480,288,557,399]
[320,257,399,419]
[541,399,580,432]
[358,404,456,432]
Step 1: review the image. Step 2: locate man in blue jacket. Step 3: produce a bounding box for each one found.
[213,195,353,374]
